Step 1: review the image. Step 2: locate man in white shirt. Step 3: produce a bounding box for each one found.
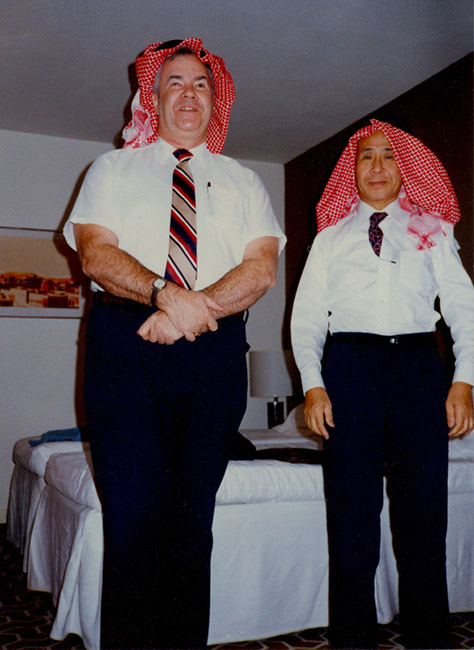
[291,119,473,649]
[64,38,285,650]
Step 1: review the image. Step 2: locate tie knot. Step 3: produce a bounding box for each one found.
[370,212,387,227]
[173,149,193,163]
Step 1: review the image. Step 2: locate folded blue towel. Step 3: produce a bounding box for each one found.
[29,427,84,447]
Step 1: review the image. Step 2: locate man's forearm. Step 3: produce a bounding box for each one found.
[202,236,279,318]
[77,226,278,337]
[76,225,158,305]
[75,224,223,340]
[87,244,158,304]
[203,257,276,318]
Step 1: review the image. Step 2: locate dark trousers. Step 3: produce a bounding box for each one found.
[84,297,249,649]
[322,334,449,649]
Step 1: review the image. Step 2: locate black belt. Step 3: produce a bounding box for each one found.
[94,292,246,322]
[330,332,436,348]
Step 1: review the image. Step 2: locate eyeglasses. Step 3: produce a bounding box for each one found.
[153,40,208,59]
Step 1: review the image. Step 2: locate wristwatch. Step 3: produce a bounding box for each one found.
[150,277,168,307]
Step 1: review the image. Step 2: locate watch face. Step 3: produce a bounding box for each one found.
[154,278,167,290]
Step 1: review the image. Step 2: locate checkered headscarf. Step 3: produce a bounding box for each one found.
[316,119,461,249]
[122,38,235,154]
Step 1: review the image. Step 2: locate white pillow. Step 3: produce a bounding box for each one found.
[13,437,88,476]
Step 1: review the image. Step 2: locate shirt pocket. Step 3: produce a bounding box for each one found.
[207,184,241,227]
[398,249,436,293]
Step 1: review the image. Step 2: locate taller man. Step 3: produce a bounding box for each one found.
[291,119,473,649]
[64,38,285,649]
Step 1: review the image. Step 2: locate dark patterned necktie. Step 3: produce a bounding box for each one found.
[368,212,387,257]
[164,149,197,289]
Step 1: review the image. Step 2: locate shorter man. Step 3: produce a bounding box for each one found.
[291,119,474,648]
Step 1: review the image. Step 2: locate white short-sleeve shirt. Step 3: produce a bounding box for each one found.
[64,139,286,291]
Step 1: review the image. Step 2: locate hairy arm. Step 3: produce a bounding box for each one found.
[74,223,158,304]
[74,223,221,341]
[203,236,279,317]
[138,236,279,343]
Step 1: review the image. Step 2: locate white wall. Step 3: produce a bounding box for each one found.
[0,129,286,521]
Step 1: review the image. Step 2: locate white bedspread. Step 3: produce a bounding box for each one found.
[7,437,88,568]
[44,450,325,510]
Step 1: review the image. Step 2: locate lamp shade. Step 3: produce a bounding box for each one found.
[249,350,296,398]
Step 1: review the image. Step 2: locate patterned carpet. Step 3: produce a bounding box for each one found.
[0,525,473,650]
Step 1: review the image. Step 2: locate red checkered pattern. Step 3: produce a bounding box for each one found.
[122,38,235,154]
[316,119,461,249]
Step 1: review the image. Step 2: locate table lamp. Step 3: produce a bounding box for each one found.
[249,350,296,428]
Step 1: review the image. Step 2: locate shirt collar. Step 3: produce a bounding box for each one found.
[357,199,396,219]
[154,138,208,165]
[356,198,416,254]
[358,198,409,226]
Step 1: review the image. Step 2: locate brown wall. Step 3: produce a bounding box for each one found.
[283,54,473,344]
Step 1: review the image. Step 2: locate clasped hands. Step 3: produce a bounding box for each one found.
[304,381,474,440]
[137,283,222,345]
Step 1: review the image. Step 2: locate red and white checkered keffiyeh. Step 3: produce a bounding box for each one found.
[316,119,461,249]
[122,38,235,154]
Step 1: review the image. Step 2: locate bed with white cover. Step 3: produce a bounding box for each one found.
[7,406,474,650]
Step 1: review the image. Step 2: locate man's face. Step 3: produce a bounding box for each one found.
[152,54,214,149]
[355,130,402,210]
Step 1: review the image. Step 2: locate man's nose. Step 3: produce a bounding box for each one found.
[182,84,196,97]
[370,157,383,172]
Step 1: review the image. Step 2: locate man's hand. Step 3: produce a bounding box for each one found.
[156,283,223,341]
[137,311,183,345]
[446,381,474,437]
[303,387,335,439]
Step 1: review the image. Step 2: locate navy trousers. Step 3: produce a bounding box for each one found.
[322,334,449,649]
[84,297,249,649]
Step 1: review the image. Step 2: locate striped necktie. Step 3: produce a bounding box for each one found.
[368,212,387,257]
[164,149,197,289]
